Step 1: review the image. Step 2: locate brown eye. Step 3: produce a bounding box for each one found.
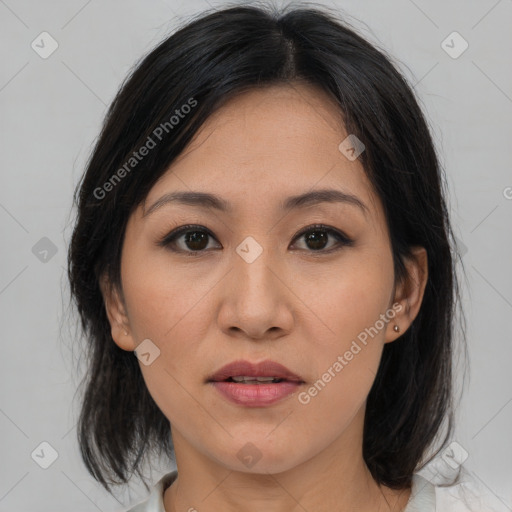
[303,229,329,250]
[158,223,353,256]
[158,225,220,254]
[291,224,354,253]
[183,230,209,251]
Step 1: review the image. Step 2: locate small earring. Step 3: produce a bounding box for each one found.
[393,325,400,333]
[124,330,129,336]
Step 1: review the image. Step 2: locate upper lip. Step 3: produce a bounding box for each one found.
[207,359,304,383]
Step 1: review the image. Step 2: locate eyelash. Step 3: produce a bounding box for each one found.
[157,223,354,257]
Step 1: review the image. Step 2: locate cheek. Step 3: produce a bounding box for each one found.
[119,241,219,404]
[121,268,208,432]
[297,244,395,348]
[293,247,394,407]
[121,241,215,342]
[294,295,388,446]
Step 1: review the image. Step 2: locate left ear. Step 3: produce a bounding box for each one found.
[385,246,428,343]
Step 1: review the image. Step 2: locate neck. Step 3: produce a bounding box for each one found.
[163,408,411,512]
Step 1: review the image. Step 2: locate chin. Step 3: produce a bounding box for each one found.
[212,437,305,475]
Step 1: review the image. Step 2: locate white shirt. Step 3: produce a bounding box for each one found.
[125,469,508,511]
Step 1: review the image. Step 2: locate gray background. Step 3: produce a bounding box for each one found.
[1,0,511,510]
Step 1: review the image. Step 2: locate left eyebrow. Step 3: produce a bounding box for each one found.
[281,188,369,217]
[142,188,369,218]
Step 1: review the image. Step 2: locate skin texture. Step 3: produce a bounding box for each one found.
[101,83,428,512]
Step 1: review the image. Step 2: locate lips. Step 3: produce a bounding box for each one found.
[207,359,305,407]
[207,359,304,383]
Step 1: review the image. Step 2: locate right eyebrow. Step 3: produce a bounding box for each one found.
[143,191,232,218]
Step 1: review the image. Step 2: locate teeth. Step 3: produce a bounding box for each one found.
[231,376,281,383]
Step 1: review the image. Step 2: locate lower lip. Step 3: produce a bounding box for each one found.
[209,380,303,406]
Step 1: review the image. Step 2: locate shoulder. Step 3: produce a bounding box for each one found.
[126,470,178,512]
[434,473,510,512]
[124,467,509,512]
[408,468,510,512]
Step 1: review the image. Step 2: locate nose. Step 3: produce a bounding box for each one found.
[216,243,294,341]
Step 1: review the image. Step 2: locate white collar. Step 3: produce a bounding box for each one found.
[128,470,436,511]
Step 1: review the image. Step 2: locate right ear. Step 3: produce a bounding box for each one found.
[99,274,136,351]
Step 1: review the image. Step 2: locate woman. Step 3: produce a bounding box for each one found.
[67,4,498,511]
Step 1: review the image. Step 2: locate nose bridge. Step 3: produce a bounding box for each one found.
[218,233,291,338]
[233,234,277,302]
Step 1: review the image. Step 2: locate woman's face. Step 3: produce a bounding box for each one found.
[105,83,426,475]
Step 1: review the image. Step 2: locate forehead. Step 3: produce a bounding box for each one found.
[142,83,381,222]
[178,82,345,167]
